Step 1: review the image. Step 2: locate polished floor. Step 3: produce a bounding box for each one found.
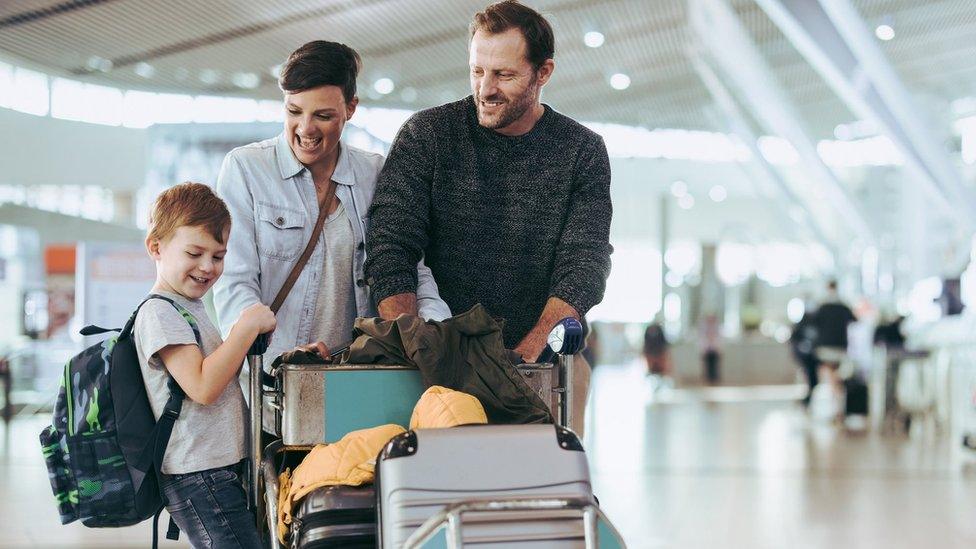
[3,360,975,548]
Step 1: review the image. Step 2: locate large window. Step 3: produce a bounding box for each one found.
[0,185,114,221]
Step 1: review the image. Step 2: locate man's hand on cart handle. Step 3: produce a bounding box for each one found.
[514,333,547,363]
[515,297,580,362]
[378,292,419,319]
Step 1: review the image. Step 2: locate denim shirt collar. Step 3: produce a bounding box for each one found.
[274,132,356,186]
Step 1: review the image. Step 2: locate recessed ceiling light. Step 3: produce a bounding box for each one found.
[670,180,688,197]
[134,62,155,79]
[709,185,727,203]
[199,69,220,85]
[270,64,283,79]
[373,77,395,95]
[875,24,894,41]
[609,73,630,90]
[86,56,113,72]
[678,194,695,210]
[232,72,261,89]
[584,31,605,48]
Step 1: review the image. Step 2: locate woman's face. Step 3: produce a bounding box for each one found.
[284,85,357,170]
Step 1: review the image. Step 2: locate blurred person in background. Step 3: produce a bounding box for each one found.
[790,308,820,408]
[873,312,905,350]
[812,280,856,396]
[699,313,721,384]
[643,318,672,390]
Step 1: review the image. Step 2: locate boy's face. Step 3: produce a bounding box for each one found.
[147,225,228,300]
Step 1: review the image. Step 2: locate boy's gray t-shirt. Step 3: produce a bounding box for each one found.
[134,291,247,474]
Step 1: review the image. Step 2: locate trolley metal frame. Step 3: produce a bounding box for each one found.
[245,340,587,548]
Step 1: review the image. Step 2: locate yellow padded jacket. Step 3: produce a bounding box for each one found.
[277,424,404,539]
[410,385,488,429]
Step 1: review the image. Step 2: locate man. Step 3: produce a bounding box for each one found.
[813,280,857,399]
[789,308,819,408]
[364,0,612,431]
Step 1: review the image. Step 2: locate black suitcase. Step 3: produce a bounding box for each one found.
[845,376,869,416]
[291,484,376,548]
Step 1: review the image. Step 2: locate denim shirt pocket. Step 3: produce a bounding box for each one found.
[256,202,306,261]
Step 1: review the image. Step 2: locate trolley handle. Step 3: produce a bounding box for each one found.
[248,332,270,356]
[247,332,270,534]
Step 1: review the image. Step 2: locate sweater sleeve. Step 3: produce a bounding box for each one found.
[364,114,435,303]
[548,134,613,316]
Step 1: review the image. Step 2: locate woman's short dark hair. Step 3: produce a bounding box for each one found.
[278,41,362,102]
[470,1,554,69]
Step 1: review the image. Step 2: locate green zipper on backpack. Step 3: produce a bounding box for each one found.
[63,360,74,436]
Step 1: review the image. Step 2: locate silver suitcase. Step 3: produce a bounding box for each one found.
[377,424,608,548]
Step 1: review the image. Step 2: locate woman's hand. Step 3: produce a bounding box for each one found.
[296,341,330,359]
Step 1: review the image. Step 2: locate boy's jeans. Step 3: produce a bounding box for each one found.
[161,461,262,549]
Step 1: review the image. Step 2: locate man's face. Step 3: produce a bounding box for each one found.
[284,85,357,170]
[469,28,552,136]
[148,225,228,300]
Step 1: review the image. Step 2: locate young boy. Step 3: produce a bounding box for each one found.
[135,182,275,548]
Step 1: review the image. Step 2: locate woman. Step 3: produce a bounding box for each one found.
[213,41,450,432]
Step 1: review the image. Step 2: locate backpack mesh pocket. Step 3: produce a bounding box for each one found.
[39,425,79,524]
[66,432,138,526]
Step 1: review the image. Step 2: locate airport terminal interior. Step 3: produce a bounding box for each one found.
[2,0,976,547]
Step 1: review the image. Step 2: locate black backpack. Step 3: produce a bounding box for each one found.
[39,294,198,544]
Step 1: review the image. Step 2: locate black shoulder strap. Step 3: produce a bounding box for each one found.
[139,294,204,547]
[142,292,203,436]
[121,295,197,475]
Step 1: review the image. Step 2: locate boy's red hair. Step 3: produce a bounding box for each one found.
[148,182,231,244]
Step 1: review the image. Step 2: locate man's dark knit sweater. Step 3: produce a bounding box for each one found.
[365,96,613,348]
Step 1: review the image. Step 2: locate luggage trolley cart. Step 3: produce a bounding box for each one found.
[246,318,624,548]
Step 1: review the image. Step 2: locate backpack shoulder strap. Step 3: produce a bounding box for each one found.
[142,293,204,348]
[134,294,206,481]
[142,295,205,546]
[141,292,204,409]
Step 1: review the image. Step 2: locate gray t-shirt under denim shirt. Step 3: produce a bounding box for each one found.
[134,291,247,474]
[312,201,357,349]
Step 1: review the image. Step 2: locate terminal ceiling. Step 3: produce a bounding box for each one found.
[1,0,974,137]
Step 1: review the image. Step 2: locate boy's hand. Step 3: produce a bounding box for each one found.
[240,303,277,334]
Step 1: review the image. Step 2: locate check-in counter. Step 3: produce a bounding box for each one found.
[668,337,797,386]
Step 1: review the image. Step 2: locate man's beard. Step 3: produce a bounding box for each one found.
[476,78,538,131]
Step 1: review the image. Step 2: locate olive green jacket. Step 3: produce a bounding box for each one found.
[342,304,552,425]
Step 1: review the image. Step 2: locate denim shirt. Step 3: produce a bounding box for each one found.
[213,133,450,364]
